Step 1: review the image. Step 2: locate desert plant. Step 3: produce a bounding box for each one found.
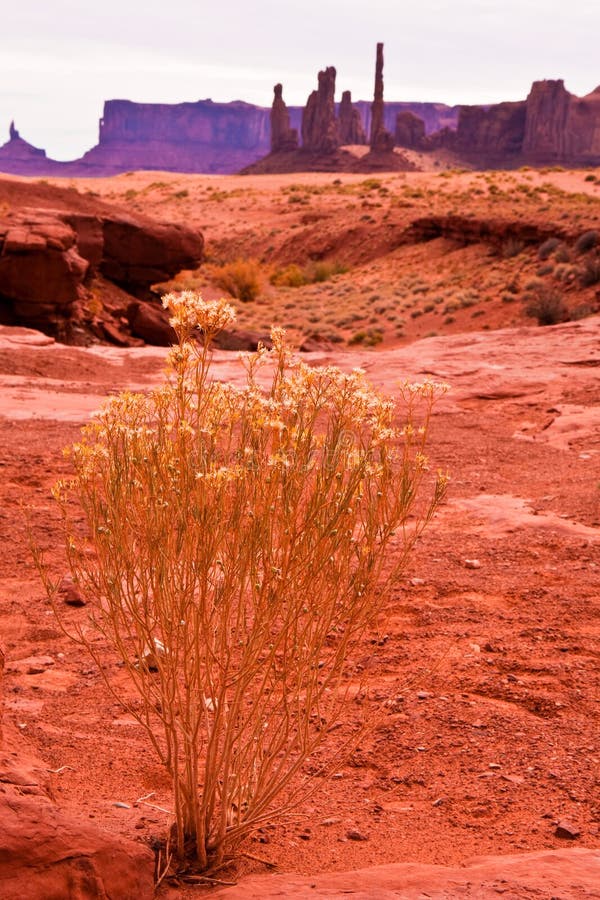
[574,230,599,254]
[523,285,568,326]
[39,292,447,877]
[269,263,307,288]
[579,253,600,286]
[538,237,561,260]
[208,258,262,302]
[347,328,384,346]
[270,260,348,288]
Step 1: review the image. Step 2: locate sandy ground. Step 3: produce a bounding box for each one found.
[1,310,599,894]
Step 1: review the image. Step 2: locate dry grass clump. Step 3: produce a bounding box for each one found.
[40,292,447,878]
[207,258,262,302]
[270,260,348,288]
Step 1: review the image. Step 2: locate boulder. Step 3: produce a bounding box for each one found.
[0,186,203,341]
[126,299,175,345]
[100,217,204,296]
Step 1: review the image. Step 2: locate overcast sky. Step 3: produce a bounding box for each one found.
[2,0,599,160]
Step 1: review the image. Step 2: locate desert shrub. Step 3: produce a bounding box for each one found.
[536,264,554,277]
[584,174,597,182]
[39,293,446,877]
[574,230,599,254]
[554,245,571,263]
[579,254,600,286]
[501,237,524,259]
[523,285,568,326]
[347,328,384,346]
[307,260,347,282]
[270,264,307,288]
[360,178,382,191]
[270,260,347,288]
[208,258,261,302]
[538,237,561,260]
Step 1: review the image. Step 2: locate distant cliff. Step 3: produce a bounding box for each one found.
[398,80,600,168]
[3,76,599,176]
[0,97,456,177]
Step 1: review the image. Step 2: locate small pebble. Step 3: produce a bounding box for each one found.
[464,559,481,569]
[555,821,581,840]
[346,829,369,841]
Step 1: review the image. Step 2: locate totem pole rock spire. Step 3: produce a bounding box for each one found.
[369,43,394,152]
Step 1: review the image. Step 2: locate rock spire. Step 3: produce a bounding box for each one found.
[338,91,367,145]
[369,43,394,152]
[301,67,340,153]
[270,84,299,153]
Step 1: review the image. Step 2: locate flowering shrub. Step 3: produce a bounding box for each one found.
[46,291,448,875]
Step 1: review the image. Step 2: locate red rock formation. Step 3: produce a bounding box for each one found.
[451,101,526,161]
[0,99,457,177]
[301,67,340,154]
[427,79,600,167]
[0,725,153,899]
[407,215,570,249]
[395,111,426,150]
[523,81,571,160]
[523,80,600,164]
[270,84,299,153]
[338,91,366,145]
[0,122,49,170]
[0,179,203,342]
[369,43,395,152]
[209,851,600,899]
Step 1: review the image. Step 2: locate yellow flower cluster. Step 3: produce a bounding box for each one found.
[162,291,236,337]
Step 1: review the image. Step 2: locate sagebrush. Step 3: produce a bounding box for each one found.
[42,291,448,875]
